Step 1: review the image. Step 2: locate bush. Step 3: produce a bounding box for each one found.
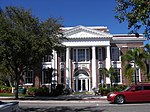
[0,85,11,93]
[35,86,49,96]
[27,87,37,96]
[99,84,128,96]
[101,88,110,96]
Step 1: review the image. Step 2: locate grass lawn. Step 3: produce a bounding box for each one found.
[0,93,27,97]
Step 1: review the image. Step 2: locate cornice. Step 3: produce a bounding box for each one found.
[63,25,112,39]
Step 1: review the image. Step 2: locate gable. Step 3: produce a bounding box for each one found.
[63,25,112,38]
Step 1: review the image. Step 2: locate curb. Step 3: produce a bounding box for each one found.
[0,96,107,101]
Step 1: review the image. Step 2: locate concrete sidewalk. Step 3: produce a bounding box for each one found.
[0,94,107,101]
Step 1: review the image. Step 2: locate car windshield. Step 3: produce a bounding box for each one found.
[122,86,132,92]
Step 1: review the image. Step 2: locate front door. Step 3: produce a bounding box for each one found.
[74,73,89,92]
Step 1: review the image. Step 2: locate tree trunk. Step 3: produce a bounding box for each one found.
[15,72,19,99]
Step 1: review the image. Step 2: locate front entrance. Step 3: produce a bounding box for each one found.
[77,79,88,91]
[74,72,90,92]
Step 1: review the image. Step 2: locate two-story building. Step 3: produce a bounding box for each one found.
[22,25,146,92]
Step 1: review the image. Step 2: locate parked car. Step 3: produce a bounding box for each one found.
[107,83,150,104]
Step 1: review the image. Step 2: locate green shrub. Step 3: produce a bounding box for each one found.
[35,86,49,96]
[99,84,128,96]
[27,87,37,96]
[0,85,11,93]
[101,88,110,96]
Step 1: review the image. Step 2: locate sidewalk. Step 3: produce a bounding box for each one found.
[0,94,107,101]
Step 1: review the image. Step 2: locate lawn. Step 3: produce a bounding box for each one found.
[0,93,27,97]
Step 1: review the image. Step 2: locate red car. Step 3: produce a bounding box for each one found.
[107,84,150,104]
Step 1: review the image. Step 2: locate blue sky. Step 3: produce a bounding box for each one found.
[1,0,149,44]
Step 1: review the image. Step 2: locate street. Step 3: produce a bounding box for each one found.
[18,100,150,112]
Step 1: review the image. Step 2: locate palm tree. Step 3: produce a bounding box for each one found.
[102,66,116,88]
[122,48,149,85]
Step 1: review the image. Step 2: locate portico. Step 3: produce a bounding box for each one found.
[62,25,112,92]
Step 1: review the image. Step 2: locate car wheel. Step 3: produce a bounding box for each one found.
[115,95,125,104]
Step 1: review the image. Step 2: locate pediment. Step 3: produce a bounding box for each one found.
[63,25,112,38]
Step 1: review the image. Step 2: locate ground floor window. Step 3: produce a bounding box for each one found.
[132,69,140,82]
[61,69,64,84]
[42,68,53,84]
[112,68,121,83]
[23,70,34,84]
[99,69,103,84]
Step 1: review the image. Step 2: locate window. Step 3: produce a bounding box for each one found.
[86,49,90,61]
[42,55,52,62]
[61,69,64,83]
[135,86,142,91]
[132,69,140,82]
[113,68,121,83]
[144,86,150,90]
[60,52,65,62]
[99,69,103,83]
[42,68,53,84]
[128,47,135,51]
[111,47,120,61]
[78,49,85,61]
[98,48,102,61]
[73,48,90,62]
[23,70,34,84]
[73,49,76,61]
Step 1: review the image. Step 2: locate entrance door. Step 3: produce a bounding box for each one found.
[82,79,86,91]
[78,79,86,92]
[75,78,89,92]
[78,79,81,91]
[74,72,89,92]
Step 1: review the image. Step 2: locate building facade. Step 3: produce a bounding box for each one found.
[22,25,146,92]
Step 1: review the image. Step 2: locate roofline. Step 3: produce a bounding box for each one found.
[61,25,108,30]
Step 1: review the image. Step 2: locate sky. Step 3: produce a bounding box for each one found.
[1,0,149,44]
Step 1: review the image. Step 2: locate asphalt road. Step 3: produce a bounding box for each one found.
[18,100,150,112]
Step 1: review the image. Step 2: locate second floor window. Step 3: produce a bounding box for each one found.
[73,48,90,62]
[60,52,65,62]
[98,48,102,61]
[42,55,52,62]
[111,47,120,61]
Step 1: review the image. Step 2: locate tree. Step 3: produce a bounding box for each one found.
[121,48,149,85]
[115,0,150,39]
[102,66,116,88]
[0,63,15,87]
[0,6,65,99]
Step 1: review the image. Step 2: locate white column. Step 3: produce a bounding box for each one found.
[81,79,83,91]
[92,46,97,88]
[66,47,71,88]
[106,46,111,84]
[51,50,55,84]
[85,79,88,91]
[54,50,57,85]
